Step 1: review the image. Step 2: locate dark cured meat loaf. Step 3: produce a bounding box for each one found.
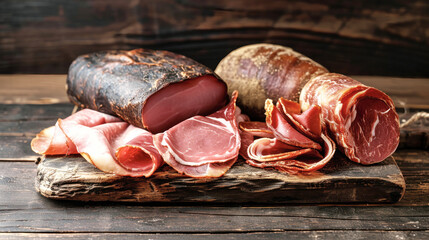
[215,43,328,120]
[67,49,227,133]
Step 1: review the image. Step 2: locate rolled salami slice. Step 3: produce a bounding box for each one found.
[67,49,228,133]
[300,73,400,164]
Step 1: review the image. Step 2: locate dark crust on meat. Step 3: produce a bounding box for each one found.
[66,49,223,128]
[215,43,328,120]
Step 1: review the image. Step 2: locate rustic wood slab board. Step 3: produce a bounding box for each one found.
[36,152,405,204]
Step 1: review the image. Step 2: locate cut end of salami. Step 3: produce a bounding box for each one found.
[301,73,400,165]
[142,75,228,133]
[348,96,400,164]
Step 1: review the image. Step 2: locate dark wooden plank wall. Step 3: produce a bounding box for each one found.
[1,0,428,76]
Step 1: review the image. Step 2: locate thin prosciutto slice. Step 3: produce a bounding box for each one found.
[242,98,336,173]
[265,99,321,150]
[277,98,322,140]
[153,91,240,178]
[239,121,274,138]
[246,134,335,174]
[31,109,163,177]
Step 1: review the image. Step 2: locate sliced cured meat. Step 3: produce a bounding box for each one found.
[31,125,78,156]
[247,138,322,162]
[31,109,163,177]
[153,92,240,178]
[67,49,228,133]
[31,109,122,155]
[246,134,335,173]
[153,134,237,178]
[277,97,322,140]
[238,130,254,161]
[239,121,274,138]
[234,106,254,161]
[265,99,321,150]
[276,97,301,115]
[241,98,335,174]
[300,73,400,164]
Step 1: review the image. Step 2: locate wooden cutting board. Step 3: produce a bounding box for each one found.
[35,152,405,204]
[33,108,429,205]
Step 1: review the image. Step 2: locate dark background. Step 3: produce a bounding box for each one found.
[1,0,428,77]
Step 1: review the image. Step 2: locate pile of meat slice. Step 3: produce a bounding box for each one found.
[32,92,242,178]
[239,98,336,174]
[32,91,334,178]
[153,91,241,177]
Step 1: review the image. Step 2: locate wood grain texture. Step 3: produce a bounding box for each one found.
[1,204,428,233]
[34,153,405,204]
[1,1,428,76]
[0,149,427,234]
[1,232,429,240]
[0,75,68,104]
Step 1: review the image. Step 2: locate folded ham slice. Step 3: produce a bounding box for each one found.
[153,91,241,178]
[265,99,322,150]
[31,109,163,177]
[246,134,335,174]
[276,98,322,140]
[242,98,336,174]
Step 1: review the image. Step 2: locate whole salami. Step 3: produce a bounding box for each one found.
[215,44,400,165]
[214,43,328,120]
[67,49,228,133]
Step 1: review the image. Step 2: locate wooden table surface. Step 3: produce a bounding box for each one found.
[1,75,428,239]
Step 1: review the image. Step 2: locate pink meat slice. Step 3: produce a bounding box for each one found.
[239,121,274,138]
[247,138,322,162]
[153,91,240,178]
[277,97,322,140]
[241,98,336,173]
[246,133,335,173]
[31,109,121,155]
[265,99,322,150]
[276,97,301,115]
[31,109,163,177]
[291,105,322,138]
